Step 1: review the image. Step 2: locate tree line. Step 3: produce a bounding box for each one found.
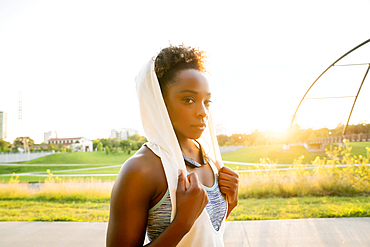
[217,122,370,146]
[93,134,147,154]
[0,133,147,154]
[1,122,369,152]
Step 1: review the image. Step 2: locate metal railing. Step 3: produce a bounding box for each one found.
[307,134,370,144]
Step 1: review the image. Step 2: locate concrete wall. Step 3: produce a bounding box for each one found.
[0,151,55,163]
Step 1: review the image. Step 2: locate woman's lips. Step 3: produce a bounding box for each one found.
[192,124,206,131]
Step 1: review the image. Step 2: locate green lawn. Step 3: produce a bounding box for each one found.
[1,142,369,183]
[1,196,369,222]
[1,143,370,222]
[228,196,370,221]
[0,164,108,175]
[221,142,370,165]
[17,152,133,165]
[0,200,109,222]
[0,152,132,182]
[221,145,321,164]
[0,175,118,183]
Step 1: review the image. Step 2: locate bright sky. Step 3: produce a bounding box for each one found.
[1,0,369,144]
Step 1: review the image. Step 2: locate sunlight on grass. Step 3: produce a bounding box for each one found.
[1,141,370,222]
[238,141,370,198]
[0,172,112,202]
[228,197,370,220]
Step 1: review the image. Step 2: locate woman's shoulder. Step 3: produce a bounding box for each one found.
[117,145,165,187]
[124,145,161,170]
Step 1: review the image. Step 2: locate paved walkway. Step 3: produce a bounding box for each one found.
[1,218,369,246]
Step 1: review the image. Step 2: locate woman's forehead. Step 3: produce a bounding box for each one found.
[173,69,211,93]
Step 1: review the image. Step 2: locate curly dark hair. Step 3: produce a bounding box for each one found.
[154,44,207,96]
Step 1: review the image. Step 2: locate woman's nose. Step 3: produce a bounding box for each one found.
[197,103,208,119]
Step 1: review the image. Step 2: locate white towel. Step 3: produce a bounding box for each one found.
[136,58,225,246]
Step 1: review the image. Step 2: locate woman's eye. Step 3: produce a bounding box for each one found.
[183,98,195,104]
[204,100,212,107]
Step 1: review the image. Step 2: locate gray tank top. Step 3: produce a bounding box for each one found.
[146,163,228,241]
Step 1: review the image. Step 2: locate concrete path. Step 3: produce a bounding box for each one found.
[1,218,369,247]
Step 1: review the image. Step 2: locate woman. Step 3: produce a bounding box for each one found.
[106,44,239,246]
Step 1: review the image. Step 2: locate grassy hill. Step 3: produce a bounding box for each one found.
[12,142,370,166]
[222,145,319,164]
[0,152,133,182]
[17,152,132,165]
[1,142,369,183]
[221,142,370,165]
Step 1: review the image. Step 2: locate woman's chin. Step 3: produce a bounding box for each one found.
[175,129,204,141]
[189,132,203,140]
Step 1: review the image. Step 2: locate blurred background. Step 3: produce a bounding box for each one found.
[0,0,369,144]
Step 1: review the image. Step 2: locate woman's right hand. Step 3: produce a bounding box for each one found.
[175,169,209,232]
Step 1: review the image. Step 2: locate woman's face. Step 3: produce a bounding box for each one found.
[164,69,212,141]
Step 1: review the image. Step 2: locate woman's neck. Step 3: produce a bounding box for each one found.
[177,136,198,158]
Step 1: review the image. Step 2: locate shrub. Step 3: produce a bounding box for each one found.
[238,141,370,198]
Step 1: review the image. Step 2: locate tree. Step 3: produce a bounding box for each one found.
[110,138,120,148]
[97,142,104,152]
[97,138,111,148]
[48,143,56,151]
[0,139,10,150]
[119,140,131,151]
[128,134,141,142]
[217,135,229,146]
[75,145,83,152]
[93,139,100,150]
[13,137,35,148]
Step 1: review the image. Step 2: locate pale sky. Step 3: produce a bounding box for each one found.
[1,0,369,144]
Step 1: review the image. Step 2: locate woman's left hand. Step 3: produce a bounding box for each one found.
[218,166,239,216]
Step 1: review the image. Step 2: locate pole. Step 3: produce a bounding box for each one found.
[290,38,370,129]
[342,64,370,135]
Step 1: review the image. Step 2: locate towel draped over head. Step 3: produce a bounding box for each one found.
[135,58,225,246]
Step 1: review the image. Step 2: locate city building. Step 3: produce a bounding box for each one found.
[110,129,119,139]
[44,130,58,143]
[48,137,93,152]
[0,111,7,140]
[110,128,139,141]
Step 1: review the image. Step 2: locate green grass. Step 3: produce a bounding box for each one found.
[16,152,133,165]
[221,145,321,164]
[51,167,122,174]
[0,143,369,222]
[346,142,370,157]
[221,142,370,164]
[0,180,112,201]
[0,176,118,183]
[0,152,131,182]
[1,196,369,222]
[228,196,370,220]
[0,200,109,222]
[0,164,109,175]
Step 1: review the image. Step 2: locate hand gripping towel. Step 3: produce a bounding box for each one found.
[136,58,226,246]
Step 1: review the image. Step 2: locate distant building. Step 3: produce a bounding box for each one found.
[126,128,139,137]
[0,111,7,140]
[48,137,93,152]
[110,128,139,141]
[44,130,58,143]
[110,129,119,139]
[119,129,127,140]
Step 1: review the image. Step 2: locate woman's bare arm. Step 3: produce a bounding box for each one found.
[106,149,208,247]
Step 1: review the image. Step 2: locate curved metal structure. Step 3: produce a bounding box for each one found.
[290,38,370,136]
